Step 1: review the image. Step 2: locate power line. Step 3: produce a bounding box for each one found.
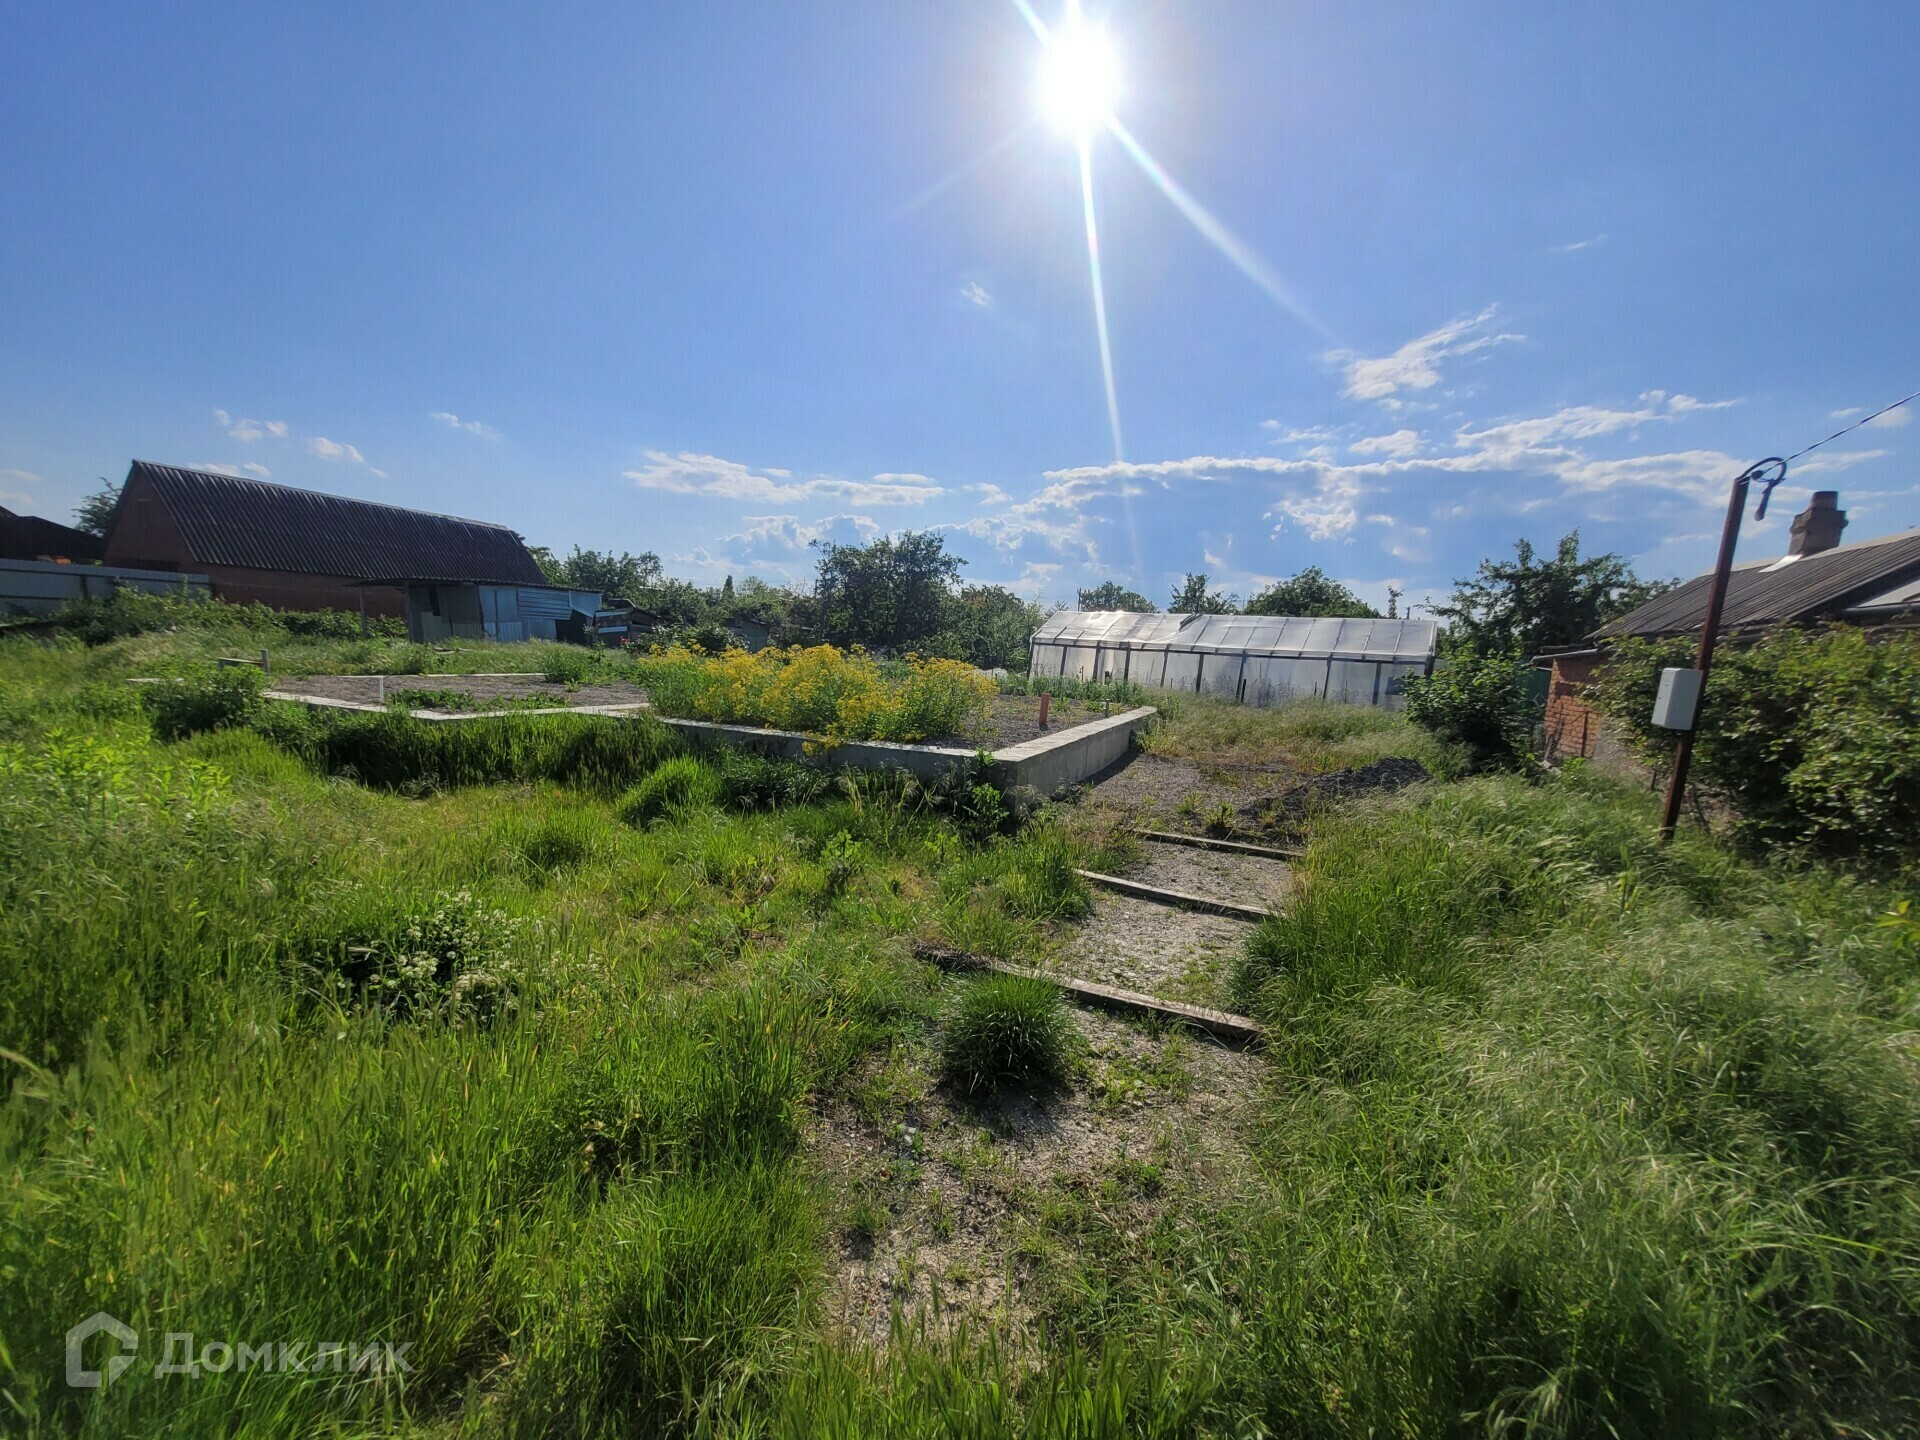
[1785,385,1920,464]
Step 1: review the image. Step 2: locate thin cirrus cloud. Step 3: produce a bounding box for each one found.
[429,411,503,441]
[307,436,366,465]
[213,409,289,442]
[959,280,992,309]
[1326,305,1524,403]
[191,461,274,479]
[623,451,944,506]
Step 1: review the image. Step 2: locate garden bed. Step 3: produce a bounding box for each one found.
[266,672,651,713]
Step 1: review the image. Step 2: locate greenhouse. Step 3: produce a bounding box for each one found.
[1027,611,1439,709]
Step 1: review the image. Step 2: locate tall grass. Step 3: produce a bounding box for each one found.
[8,626,1917,1437]
[1141,692,1462,776]
[1206,767,1920,1435]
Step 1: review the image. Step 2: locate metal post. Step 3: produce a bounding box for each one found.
[1658,458,1786,840]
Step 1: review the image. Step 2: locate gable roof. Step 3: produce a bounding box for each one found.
[121,462,547,586]
[0,505,105,562]
[1595,527,1920,640]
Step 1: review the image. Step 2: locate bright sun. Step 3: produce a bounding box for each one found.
[1038,10,1120,140]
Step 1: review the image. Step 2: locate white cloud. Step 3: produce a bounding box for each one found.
[1549,234,1608,253]
[429,411,503,441]
[243,462,272,478]
[720,513,881,552]
[623,451,943,506]
[307,437,367,464]
[960,280,992,309]
[965,482,1010,505]
[219,414,288,442]
[1830,407,1862,419]
[2,467,41,486]
[191,462,249,478]
[1349,429,1421,458]
[1327,305,1523,402]
[1867,405,1911,429]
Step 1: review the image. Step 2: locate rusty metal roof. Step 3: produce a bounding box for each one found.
[1594,527,1920,639]
[125,462,547,585]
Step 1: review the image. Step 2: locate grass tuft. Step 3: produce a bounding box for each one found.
[938,971,1075,1094]
[617,754,722,825]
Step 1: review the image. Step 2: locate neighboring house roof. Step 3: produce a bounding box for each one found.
[0,505,104,562]
[1594,527,1920,640]
[117,462,547,585]
[1846,574,1920,619]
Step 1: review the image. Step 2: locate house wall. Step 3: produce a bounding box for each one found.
[1542,655,1601,761]
[1541,654,1652,783]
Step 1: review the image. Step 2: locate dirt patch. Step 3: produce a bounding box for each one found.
[267,673,651,712]
[922,694,1129,750]
[1049,892,1253,1011]
[813,1006,1259,1348]
[1233,755,1433,831]
[1079,750,1430,840]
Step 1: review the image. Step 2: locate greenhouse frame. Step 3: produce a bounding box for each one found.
[1027,611,1439,709]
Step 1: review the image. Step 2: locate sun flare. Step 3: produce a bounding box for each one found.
[1038,10,1120,140]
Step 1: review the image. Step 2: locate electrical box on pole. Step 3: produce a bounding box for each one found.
[1651,666,1704,732]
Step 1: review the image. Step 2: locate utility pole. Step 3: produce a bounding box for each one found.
[1658,457,1786,841]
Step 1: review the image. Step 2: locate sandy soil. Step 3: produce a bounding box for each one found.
[266,673,650,711]
[1049,892,1253,1011]
[814,1005,1259,1347]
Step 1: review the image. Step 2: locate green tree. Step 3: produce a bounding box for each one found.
[72,479,121,538]
[1245,566,1379,619]
[547,547,665,600]
[1076,581,1156,612]
[933,585,1045,670]
[814,530,964,650]
[1170,572,1236,614]
[1436,532,1670,657]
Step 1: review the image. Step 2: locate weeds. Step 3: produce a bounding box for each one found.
[618,754,722,825]
[939,972,1075,1094]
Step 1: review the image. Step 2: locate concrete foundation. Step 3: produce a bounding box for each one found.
[258,684,1158,792]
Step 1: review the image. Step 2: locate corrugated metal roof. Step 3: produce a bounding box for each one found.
[1847,574,1920,615]
[1595,528,1920,638]
[1033,610,1437,662]
[124,461,548,585]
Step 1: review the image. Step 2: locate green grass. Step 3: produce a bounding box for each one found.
[4,616,1918,1438]
[938,972,1076,1094]
[1141,692,1462,776]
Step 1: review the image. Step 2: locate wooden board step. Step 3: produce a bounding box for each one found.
[1132,828,1302,861]
[914,943,1261,1045]
[1073,869,1275,922]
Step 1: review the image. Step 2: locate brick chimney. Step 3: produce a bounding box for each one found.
[1788,491,1847,557]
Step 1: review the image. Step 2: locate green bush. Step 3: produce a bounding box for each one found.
[1592,627,1920,861]
[142,664,265,741]
[254,706,682,793]
[539,645,596,684]
[938,971,1075,1094]
[1401,653,1536,769]
[52,588,403,645]
[618,755,722,825]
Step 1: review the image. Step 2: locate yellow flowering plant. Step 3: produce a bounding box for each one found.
[632,644,994,745]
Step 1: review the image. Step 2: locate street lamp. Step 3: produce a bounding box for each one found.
[1656,456,1787,840]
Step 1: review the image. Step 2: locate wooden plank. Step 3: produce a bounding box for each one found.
[1133,828,1302,861]
[913,943,1261,1045]
[1074,869,1275,922]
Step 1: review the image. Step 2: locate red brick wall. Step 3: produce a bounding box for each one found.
[1543,654,1602,761]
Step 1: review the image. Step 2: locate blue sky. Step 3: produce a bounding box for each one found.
[3,2,1916,613]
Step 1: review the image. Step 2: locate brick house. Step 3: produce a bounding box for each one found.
[102,461,551,625]
[1538,491,1920,762]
